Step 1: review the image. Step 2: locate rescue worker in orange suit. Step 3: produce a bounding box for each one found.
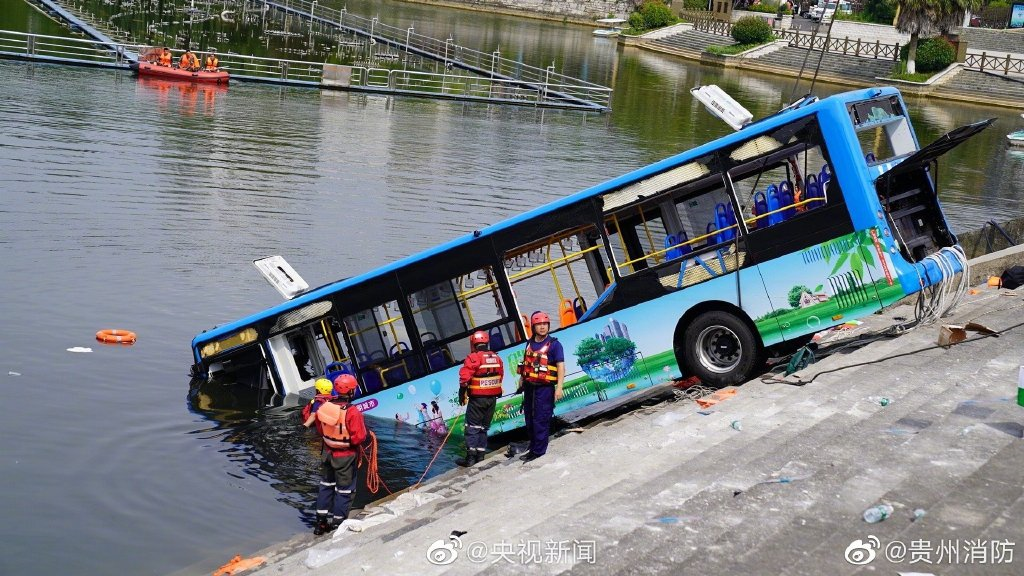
[179,49,198,71]
[204,51,219,71]
[516,311,564,462]
[303,374,367,535]
[455,331,504,467]
[159,47,172,67]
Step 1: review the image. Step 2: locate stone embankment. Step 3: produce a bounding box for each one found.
[243,242,1024,576]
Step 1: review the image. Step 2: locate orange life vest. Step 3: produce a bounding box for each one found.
[315,401,351,449]
[517,339,559,385]
[467,351,503,396]
[205,56,218,70]
[159,52,172,66]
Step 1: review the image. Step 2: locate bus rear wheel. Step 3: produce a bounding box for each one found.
[682,310,761,386]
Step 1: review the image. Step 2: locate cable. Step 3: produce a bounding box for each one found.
[775,314,1024,387]
[411,411,463,490]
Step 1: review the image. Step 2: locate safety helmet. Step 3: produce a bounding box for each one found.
[530,311,550,326]
[333,373,358,395]
[314,378,333,395]
[469,331,489,346]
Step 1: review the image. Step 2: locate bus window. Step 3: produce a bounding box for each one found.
[848,95,916,165]
[407,266,518,371]
[343,301,416,390]
[504,225,606,331]
[727,116,837,232]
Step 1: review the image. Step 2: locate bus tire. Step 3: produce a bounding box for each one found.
[682,310,760,386]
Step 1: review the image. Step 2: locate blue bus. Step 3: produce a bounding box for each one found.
[190,86,988,433]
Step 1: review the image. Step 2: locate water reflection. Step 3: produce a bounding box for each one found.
[136,76,227,116]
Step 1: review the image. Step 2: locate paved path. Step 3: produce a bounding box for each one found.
[249,269,1024,575]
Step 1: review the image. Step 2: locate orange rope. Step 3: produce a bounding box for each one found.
[411,412,463,490]
[360,431,393,495]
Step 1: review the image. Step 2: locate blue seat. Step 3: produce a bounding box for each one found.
[426,347,449,371]
[865,152,876,163]
[573,296,588,320]
[779,181,796,219]
[752,191,768,228]
[819,165,832,189]
[707,221,720,246]
[665,234,682,260]
[488,326,506,350]
[715,203,737,241]
[324,360,353,383]
[360,369,384,394]
[766,184,784,226]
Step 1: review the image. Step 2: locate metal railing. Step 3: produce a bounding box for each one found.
[0,29,128,66]
[0,29,606,109]
[267,0,611,108]
[964,52,1024,75]
[688,14,899,61]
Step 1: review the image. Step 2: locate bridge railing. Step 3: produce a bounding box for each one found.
[0,29,128,65]
[0,29,609,109]
[271,0,610,96]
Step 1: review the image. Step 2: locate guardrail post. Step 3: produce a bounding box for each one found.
[981,51,987,72]
[1005,54,1011,75]
[874,40,879,59]
[855,38,861,57]
[491,50,499,78]
[893,42,899,62]
[405,26,413,70]
[280,60,289,80]
[26,34,35,57]
[339,8,345,25]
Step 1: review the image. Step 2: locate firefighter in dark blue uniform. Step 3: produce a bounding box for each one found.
[516,311,564,461]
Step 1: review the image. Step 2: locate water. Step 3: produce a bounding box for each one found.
[3,3,1024,575]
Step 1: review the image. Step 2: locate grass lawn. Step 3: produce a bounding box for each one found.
[706,42,770,56]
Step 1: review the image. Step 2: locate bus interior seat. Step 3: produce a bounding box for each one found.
[425,347,450,371]
[389,342,410,358]
[573,296,587,319]
[488,326,506,350]
[819,164,831,187]
[520,314,532,340]
[715,203,737,241]
[324,360,353,384]
[665,232,692,260]
[766,184,784,226]
[865,152,876,163]
[752,191,768,228]
[360,369,384,394]
[706,221,719,246]
[779,181,796,219]
[559,298,577,328]
[660,245,748,289]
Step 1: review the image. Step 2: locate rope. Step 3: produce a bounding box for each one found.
[411,411,463,490]
[360,431,393,495]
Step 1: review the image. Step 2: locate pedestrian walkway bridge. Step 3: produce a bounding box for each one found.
[265,0,610,110]
[0,0,611,111]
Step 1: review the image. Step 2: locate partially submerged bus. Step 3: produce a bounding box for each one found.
[191,86,988,433]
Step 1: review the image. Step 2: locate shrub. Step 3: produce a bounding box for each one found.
[862,0,897,24]
[731,15,775,45]
[682,0,708,9]
[900,37,956,73]
[628,0,678,32]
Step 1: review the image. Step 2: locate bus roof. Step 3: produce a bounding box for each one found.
[192,86,900,348]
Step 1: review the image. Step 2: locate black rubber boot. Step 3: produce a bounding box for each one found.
[456,453,474,467]
[313,516,330,536]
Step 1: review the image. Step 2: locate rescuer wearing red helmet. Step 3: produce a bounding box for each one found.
[516,311,565,462]
[455,330,504,467]
[303,373,367,535]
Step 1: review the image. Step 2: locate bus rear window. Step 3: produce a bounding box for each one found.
[849,96,916,165]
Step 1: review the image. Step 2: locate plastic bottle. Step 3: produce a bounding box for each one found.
[731,420,742,431]
[863,504,894,523]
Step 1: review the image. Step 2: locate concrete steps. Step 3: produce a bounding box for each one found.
[754,46,897,79]
[651,30,735,53]
[934,69,1024,100]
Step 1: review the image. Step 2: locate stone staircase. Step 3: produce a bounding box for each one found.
[934,68,1024,101]
[958,27,1024,56]
[254,292,1024,576]
[754,46,897,80]
[651,30,736,55]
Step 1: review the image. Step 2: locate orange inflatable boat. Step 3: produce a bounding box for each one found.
[130,61,229,84]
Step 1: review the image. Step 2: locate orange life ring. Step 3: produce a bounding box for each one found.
[96,329,137,345]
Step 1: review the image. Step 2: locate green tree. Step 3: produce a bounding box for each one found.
[788,285,813,308]
[603,337,637,359]
[863,0,898,23]
[575,337,605,366]
[896,0,979,74]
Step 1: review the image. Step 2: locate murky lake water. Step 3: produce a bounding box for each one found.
[2,2,1024,575]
